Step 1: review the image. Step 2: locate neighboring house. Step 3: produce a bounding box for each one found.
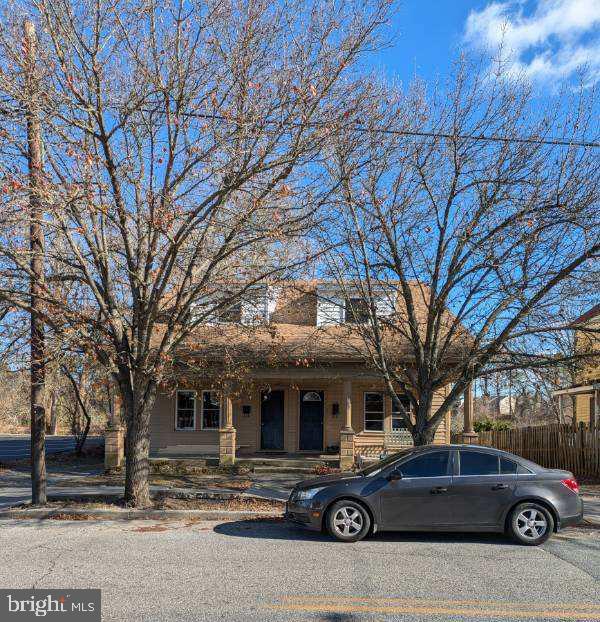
[146,281,453,469]
[474,395,516,420]
[553,304,600,429]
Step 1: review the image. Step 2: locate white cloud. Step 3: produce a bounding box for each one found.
[463,0,600,86]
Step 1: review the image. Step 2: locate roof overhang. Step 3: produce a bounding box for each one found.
[551,383,600,397]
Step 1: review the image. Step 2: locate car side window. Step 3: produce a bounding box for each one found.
[459,451,499,476]
[399,451,449,478]
[500,457,518,474]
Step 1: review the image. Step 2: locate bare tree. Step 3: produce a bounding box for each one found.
[0,0,391,505]
[321,62,600,445]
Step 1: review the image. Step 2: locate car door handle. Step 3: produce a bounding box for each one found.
[430,487,448,494]
[492,484,508,491]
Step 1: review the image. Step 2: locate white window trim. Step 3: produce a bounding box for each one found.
[364,391,385,433]
[175,389,196,431]
[200,390,222,430]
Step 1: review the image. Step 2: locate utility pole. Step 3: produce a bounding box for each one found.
[24,19,46,505]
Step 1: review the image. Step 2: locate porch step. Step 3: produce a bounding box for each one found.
[236,457,338,469]
[250,466,323,474]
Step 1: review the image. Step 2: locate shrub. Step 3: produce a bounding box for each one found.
[474,418,512,433]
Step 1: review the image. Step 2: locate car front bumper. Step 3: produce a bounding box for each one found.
[284,500,323,531]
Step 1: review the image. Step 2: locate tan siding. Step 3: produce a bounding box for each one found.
[575,394,591,424]
[430,385,450,445]
[150,378,455,455]
[232,391,260,453]
[150,390,219,451]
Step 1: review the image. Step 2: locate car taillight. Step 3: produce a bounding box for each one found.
[561,478,579,494]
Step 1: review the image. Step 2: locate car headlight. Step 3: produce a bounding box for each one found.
[295,487,326,501]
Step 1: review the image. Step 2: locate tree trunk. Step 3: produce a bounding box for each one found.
[46,391,58,435]
[24,19,46,506]
[123,380,157,508]
[411,394,436,446]
[75,411,91,456]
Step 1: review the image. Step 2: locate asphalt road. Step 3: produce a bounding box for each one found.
[0,435,102,460]
[0,518,598,622]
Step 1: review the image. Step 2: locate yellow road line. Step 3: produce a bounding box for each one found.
[268,602,600,620]
[280,596,600,612]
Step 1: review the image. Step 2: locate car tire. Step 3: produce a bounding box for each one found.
[326,500,371,543]
[508,502,554,546]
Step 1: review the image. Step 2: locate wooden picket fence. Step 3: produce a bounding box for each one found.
[466,424,600,478]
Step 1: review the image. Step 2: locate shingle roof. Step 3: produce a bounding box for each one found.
[170,280,468,366]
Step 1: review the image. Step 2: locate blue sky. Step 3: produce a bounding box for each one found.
[375,0,600,89]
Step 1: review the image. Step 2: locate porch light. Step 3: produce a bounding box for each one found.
[331,402,340,417]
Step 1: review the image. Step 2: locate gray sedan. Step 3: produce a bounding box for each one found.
[285,444,583,545]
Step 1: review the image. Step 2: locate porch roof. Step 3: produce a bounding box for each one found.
[176,322,414,364]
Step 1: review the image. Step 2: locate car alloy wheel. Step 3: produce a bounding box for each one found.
[516,509,547,540]
[326,500,371,542]
[333,506,363,537]
[509,502,554,545]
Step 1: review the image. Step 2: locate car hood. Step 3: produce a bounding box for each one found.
[295,472,362,490]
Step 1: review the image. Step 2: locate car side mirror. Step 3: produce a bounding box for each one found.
[387,470,402,482]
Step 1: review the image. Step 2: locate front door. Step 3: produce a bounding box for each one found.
[379,450,455,529]
[261,390,285,451]
[299,390,324,451]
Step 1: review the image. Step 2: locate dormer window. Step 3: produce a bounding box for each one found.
[317,286,395,326]
[219,301,242,323]
[193,284,278,325]
[344,298,371,324]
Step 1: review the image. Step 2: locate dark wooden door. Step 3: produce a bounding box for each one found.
[299,390,324,451]
[261,390,285,451]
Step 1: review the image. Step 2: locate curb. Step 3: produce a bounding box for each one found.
[0,508,284,521]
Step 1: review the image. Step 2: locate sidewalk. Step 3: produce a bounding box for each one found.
[0,467,301,509]
[2,466,599,528]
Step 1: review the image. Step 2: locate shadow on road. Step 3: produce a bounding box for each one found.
[214,519,513,545]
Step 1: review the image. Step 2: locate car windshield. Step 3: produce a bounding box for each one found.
[358,448,416,477]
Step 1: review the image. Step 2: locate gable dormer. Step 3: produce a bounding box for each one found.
[316,285,395,326]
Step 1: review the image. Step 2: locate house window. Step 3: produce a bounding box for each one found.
[392,395,412,431]
[201,391,221,429]
[219,301,242,323]
[364,392,384,431]
[176,390,196,430]
[345,298,370,324]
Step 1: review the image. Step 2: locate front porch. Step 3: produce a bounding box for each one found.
[106,367,458,470]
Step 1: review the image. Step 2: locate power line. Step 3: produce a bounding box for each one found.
[3,100,599,149]
[159,110,600,149]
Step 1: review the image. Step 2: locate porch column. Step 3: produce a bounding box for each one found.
[461,382,478,445]
[219,393,236,466]
[105,393,124,470]
[339,379,355,470]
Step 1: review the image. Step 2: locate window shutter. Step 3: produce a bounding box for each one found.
[317,297,343,326]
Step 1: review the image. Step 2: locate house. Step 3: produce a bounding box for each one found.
[552,304,600,429]
[106,281,455,470]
